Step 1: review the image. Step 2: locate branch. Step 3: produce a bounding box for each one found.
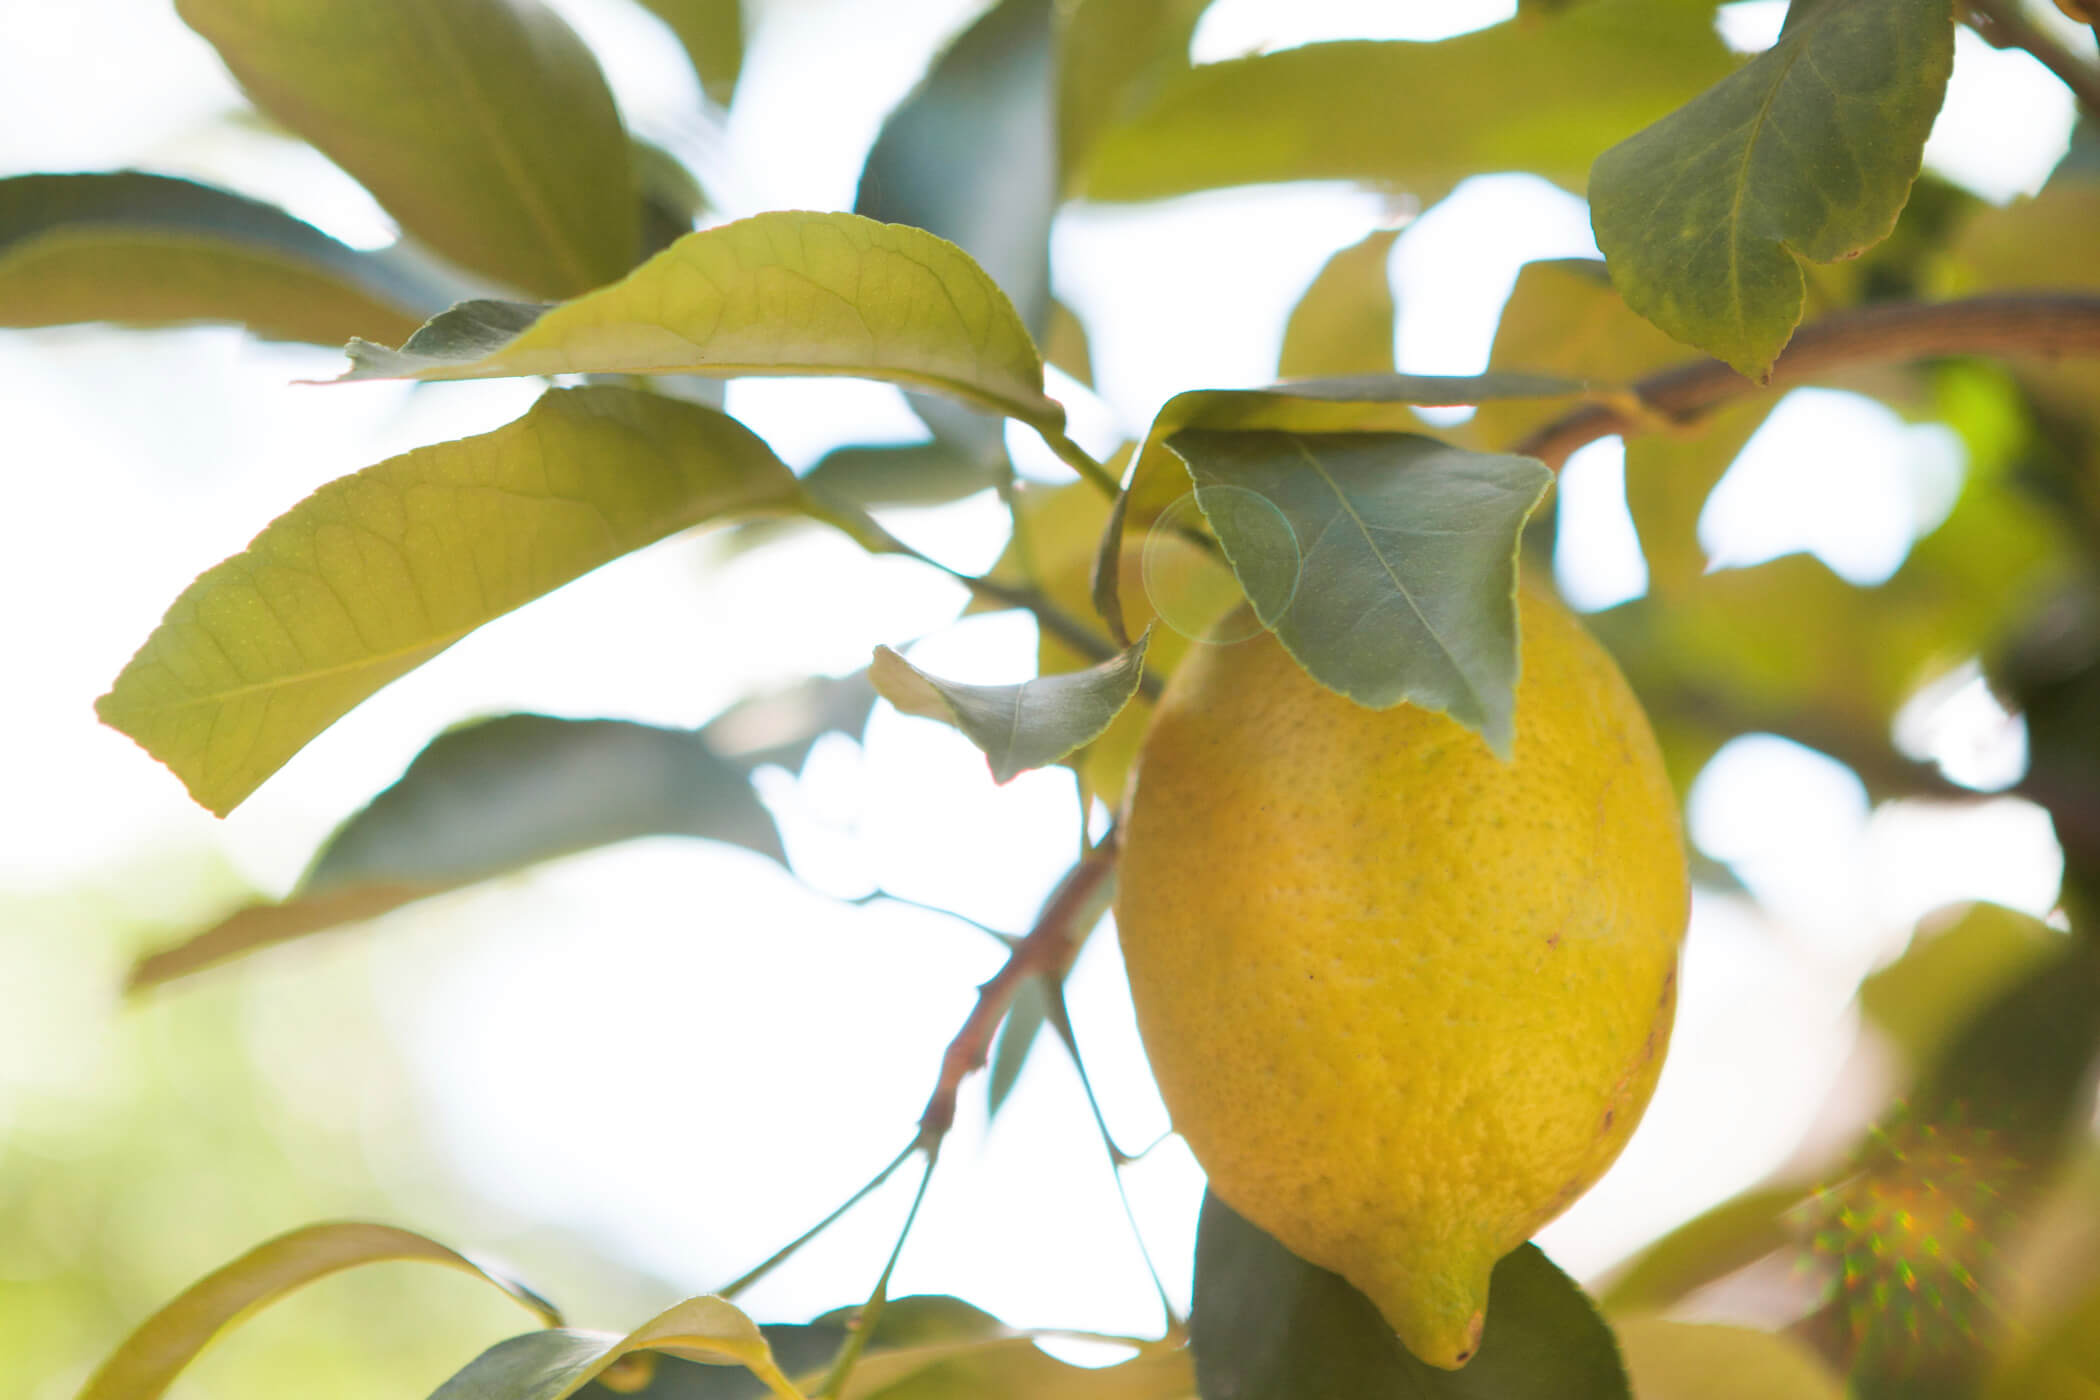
[915,828,1120,1145]
[1516,293,2100,470]
[1963,0,2100,116]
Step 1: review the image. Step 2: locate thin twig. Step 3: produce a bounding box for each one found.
[1515,293,2100,470]
[1963,0,2100,115]
[1035,425,1124,499]
[848,889,1019,950]
[815,1147,941,1400]
[916,829,1121,1145]
[719,1141,920,1301]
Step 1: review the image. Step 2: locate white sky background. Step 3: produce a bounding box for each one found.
[0,0,2090,1360]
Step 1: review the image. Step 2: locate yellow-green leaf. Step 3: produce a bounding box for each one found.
[79,1222,560,1400]
[828,1336,1191,1400]
[1590,0,1955,378]
[1278,229,1401,381]
[1612,1318,1845,1400]
[175,0,635,298]
[634,0,745,108]
[1597,1184,1812,1314]
[1056,0,1207,191]
[0,172,446,345]
[428,1297,804,1400]
[1859,902,2064,1070]
[339,212,1064,432]
[1082,0,1734,204]
[97,387,797,816]
[870,630,1153,784]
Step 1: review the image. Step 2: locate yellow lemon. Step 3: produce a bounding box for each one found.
[1116,575,1687,1367]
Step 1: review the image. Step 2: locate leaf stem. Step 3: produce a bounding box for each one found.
[1514,293,2100,469]
[718,1141,919,1301]
[915,829,1121,1145]
[814,1147,940,1400]
[1961,0,2100,115]
[1035,425,1124,499]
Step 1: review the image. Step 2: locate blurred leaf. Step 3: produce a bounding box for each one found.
[700,670,879,773]
[339,212,1065,434]
[1623,400,1772,595]
[1590,0,1955,377]
[1056,0,1206,189]
[579,1324,847,1400]
[1165,429,1551,756]
[0,172,447,344]
[129,715,785,990]
[870,629,1152,784]
[1192,1193,1629,1398]
[1045,299,1094,386]
[987,975,1051,1116]
[1278,229,1401,381]
[633,138,712,260]
[811,1293,1009,1349]
[176,0,635,298]
[425,1297,803,1400]
[79,1222,562,1400]
[827,1336,1190,1400]
[1859,902,2063,1070]
[97,387,797,816]
[635,0,745,107]
[801,441,1006,512]
[1597,1184,1812,1314]
[1612,1318,1844,1400]
[1082,0,1734,204]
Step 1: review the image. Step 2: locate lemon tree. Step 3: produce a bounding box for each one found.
[11,2,2100,1399]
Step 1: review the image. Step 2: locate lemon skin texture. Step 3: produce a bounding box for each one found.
[1116,577,1687,1368]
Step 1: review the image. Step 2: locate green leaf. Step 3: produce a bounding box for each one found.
[425,1297,804,1400]
[869,630,1153,784]
[801,441,1007,511]
[175,0,636,298]
[97,387,797,816]
[987,975,1051,1117]
[634,0,746,108]
[1595,1184,1811,1314]
[700,669,879,774]
[1611,1318,1844,1400]
[1056,0,1207,191]
[338,212,1065,434]
[127,715,787,990]
[0,172,448,345]
[824,1336,1191,1400]
[1589,0,1955,378]
[1164,429,1552,756]
[1858,903,2064,1070]
[1081,0,1734,204]
[1278,229,1401,381]
[78,1222,561,1400]
[1191,1193,1630,1399]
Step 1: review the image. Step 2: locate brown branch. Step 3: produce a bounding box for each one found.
[1516,293,2100,470]
[1963,0,2100,116]
[915,828,1120,1144]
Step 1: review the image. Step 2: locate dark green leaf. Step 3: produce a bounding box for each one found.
[1164,429,1551,756]
[0,172,448,344]
[176,0,636,298]
[634,0,746,107]
[120,715,787,991]
[1278,229,1401,381]
[98,387,798,816]
[338,212,1065,435]
[1192,1193,1629,1399]
[870,630,1153,784]
[1589,0,1955,378]
[422,1297,798,1400]
[1082,0,1734,204]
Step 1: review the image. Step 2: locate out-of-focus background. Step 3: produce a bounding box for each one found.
[1,1,2089,1397]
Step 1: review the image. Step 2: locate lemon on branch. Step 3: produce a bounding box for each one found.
[1117,574,1688,1368]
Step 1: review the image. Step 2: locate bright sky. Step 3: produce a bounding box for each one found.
[0,0,2089,1356]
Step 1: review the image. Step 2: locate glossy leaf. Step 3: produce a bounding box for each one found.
[427,1297,804,1400]
[1590,0,1955,378]
[635,0,745,107]
[870,629,1152,784]
[1612,1318,1843,1400]
[98,387,797,816]
[79,1222,560,1400]
[1858,903,2063,1069]
[1082,0,1733,203]
[1056,0,1207,190]
[339,212,1065,433]
[1165,429,1551,756]
[1192,1193,1629,1399]
[1278,229,1401,381]
[128,715,786,989]
[176,0,634,299]
[0,172,446,344]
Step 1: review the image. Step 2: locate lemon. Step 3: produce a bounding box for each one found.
[1116,575,1687,1368]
